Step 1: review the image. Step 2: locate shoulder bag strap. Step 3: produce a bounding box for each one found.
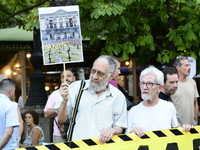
[55,119,66,134]
[67,80,85,141]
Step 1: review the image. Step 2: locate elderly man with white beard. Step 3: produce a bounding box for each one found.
[56,55,127,144]
[125,65,193,137]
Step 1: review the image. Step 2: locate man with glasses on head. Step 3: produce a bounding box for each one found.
[57,55,127,143]
[126,66,193,137]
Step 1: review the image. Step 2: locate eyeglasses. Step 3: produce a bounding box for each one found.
[90,69,107,77]
[139,82,160,88]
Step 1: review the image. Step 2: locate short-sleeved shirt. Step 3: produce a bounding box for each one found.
[57,80,127,141]
[126,99,178,133]
[171,78,199,125]
[0,94,19,150]
[44,90,62,136]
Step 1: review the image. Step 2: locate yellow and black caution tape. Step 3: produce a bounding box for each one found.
[16,125,200,150]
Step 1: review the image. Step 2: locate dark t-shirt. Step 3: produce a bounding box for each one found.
[158,92,173,103]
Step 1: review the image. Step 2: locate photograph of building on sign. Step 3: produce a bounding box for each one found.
[38,6,84,65]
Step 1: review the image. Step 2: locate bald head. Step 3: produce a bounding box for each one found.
[93,55,116,73]
[60,70,75,85]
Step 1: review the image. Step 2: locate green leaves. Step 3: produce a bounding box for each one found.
[90,1,126,19]
[135,34,154,47]
[2,0,200,69]
[191,52,197,59]
[121,0,134,5]
[103,41,136,60]
[186,30,196,41]
[0,0,48,29]
[174,35,183,46]
[157,50,177,63]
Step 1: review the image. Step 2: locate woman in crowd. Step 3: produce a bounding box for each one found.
[19,110,44,148]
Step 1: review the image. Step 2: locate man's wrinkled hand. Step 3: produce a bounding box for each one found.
[182,124,194,131]
[99,128,115,144]
[59,83,69,101]
[129,126,145,137]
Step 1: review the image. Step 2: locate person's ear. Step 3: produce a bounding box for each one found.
[176,66,180,71]
[158,85,163,93]
[109,72,115,81]
[8,88,13,96]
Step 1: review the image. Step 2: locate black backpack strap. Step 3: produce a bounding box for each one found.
[67,80,85,141]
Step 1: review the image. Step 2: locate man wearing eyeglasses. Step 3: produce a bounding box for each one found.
[126,66,193,137]
[57,55,127,143]
[158,67,178,102]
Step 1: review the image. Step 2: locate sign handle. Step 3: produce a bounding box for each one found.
[63,63,66,83]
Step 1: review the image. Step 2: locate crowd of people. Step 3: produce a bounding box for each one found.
[0,55,199,149]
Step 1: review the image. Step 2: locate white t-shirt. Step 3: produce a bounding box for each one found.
[126,99,178,133]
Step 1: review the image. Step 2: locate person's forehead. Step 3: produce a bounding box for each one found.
[61,70,73,76]
[180,59,189,65]
[141,74,156,81]
[25,113,32,116]
[92,59,109,72]
[116,61,120,67]
[166,74,178,81]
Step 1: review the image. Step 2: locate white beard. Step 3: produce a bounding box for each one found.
[141,90,152,101]
[141,94,152,101]
[89,75,110,92]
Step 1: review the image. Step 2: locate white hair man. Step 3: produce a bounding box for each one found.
[126,66,193,137]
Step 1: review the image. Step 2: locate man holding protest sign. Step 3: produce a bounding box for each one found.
[56,55,127,143]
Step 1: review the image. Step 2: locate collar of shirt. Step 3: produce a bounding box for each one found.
[0,94,10,101]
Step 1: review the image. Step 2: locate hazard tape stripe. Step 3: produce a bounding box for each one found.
[15,126,200,150]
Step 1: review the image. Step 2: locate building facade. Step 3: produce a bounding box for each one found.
[39,9,80,41]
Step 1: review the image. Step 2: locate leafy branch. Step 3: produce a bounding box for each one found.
[0,0,49,24]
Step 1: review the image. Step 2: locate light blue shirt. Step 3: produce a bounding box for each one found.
[0,94,19,150]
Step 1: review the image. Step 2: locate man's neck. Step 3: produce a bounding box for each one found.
[96,89,106,98]
[160,88,170,96]
[0,93,10,99]
[178,73,188,82]
[142,97,160,107]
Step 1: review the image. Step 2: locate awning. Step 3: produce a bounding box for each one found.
[0,27,33,41]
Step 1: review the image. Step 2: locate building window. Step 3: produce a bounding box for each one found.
[49,20,53,29]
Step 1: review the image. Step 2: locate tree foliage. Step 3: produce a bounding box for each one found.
[1,0,200,71]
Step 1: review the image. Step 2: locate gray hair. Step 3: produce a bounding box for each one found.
[173,57,188,68]
[94,55,116,73]
[0,78,16,94]
[140,65,164,85]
